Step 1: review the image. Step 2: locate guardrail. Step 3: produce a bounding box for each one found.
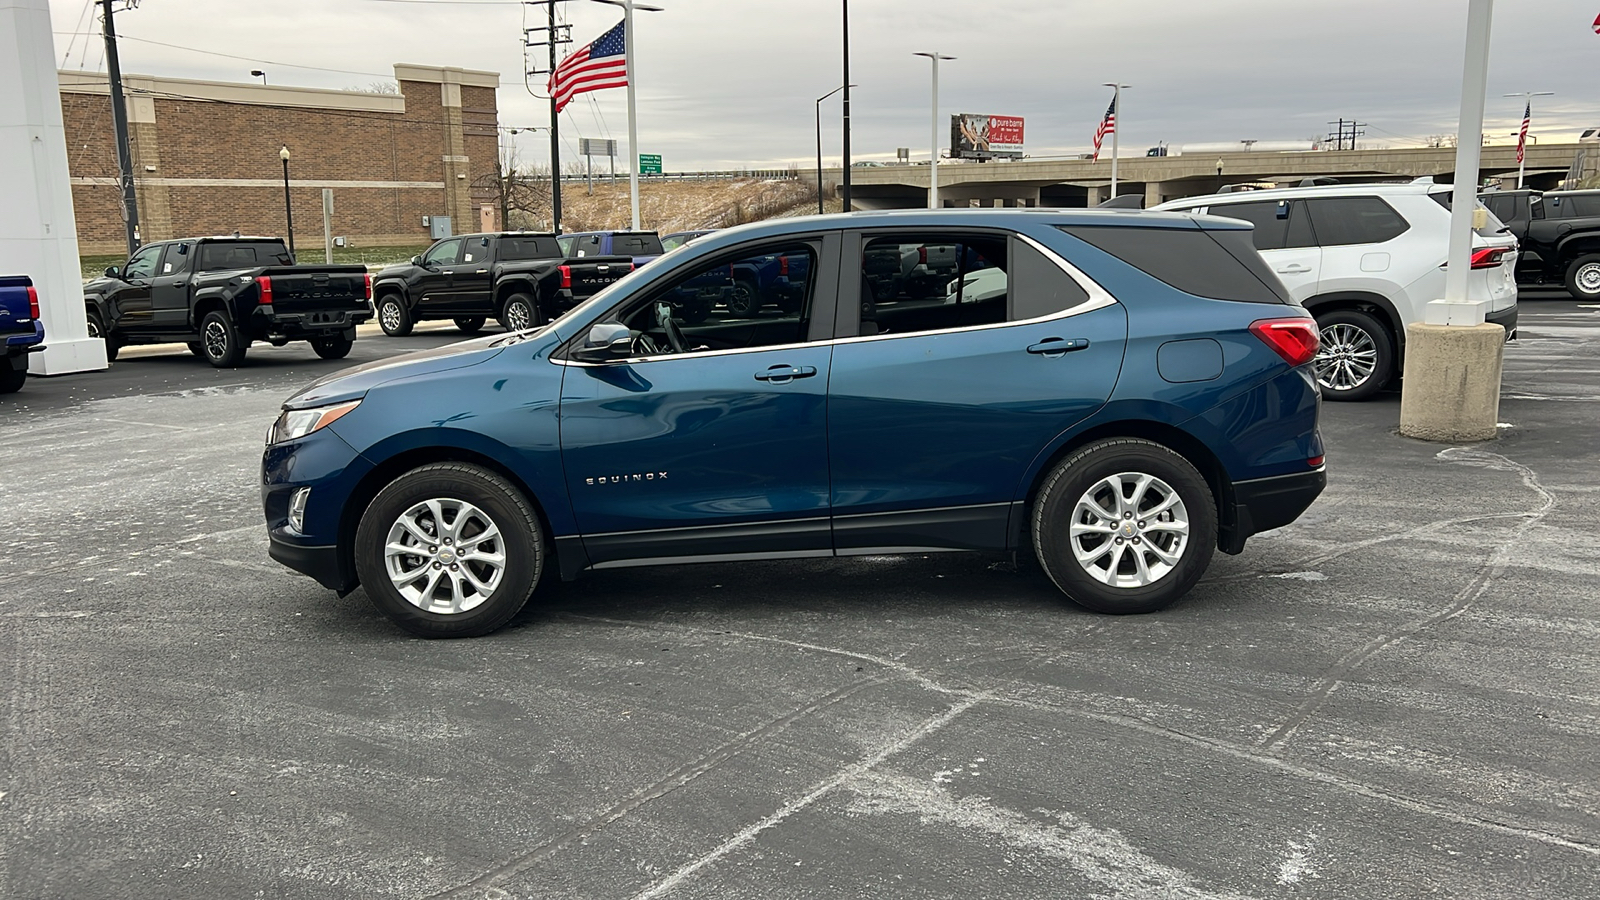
[557,169,801,182]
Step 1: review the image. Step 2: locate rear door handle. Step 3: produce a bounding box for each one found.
[754,365,818,383]
[1276,264,1312,274]
[1027,338,1089,357]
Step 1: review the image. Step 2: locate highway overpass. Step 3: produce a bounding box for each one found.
[821,142,1591,209]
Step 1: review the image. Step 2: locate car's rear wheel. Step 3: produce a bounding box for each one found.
[354,463,545,638]
[0,366,24,394]
[199,310,247,368]
[453,316,486,334]
[311,335,354,360]
[1312,309,1392,402]
[377,295,413,337]
[1032,438,1216,615]
[727,277,759,316]
[499,293,536,331]
[1564,254,1600,301]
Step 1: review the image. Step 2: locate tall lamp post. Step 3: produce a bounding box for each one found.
[279,145,295,258]
[841,0,852,211]
[815,84,853,215]
[1502,90,1553,189]
[251,69,267,85]
[592,0,663,232]
[1216,158,1224,194]
[914,51,955,210]
[1102,82,1130,198]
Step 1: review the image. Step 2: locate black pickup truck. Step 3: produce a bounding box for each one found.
[83,237,371,367]
[369,232,633,336]
[1479,189,1600,299]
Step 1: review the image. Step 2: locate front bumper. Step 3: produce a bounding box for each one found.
[1486,304,1518,341]
[268,533,352,592]
[1224,466,1327,553]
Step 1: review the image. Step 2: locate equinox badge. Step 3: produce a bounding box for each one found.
[586,472,667,485]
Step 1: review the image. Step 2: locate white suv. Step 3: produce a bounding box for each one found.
[1155,184,1519,401]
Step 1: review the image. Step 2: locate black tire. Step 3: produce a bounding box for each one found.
[311,334,354,360]
[727,277,760,316]
[1032,438,1217,615]
[353,463,546,638]
[86,307,119,361]
[198,310,247,368]
[1311,309,1393,402]
[453,316,486,334]
[187,341,205,358]
[499,293,536,331]
[1564,253,1600,301]
[0,366,24,394]
[376,294,413,337]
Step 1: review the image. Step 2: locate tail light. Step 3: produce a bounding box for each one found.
[779,255,789,276]
[257,276,274,305]
[627,264,635,273]
[1308,455,1325,467]
[558,265,571,289]
[918,246,928,265]
[1470,247,1509,269]
[362,273,372,300]
[26,285,40,320]
[1250,317,1319,367]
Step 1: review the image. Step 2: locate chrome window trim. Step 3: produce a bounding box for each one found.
[552,231,1119,366]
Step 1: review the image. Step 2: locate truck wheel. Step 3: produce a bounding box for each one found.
[312,335,354,360]
[1032,438,1216,615]
[727,277,760,316]
[187,342,204,358]
[499,293,535,331]
[1311,309,1392,402]
[377,295,413,336]
[0,366,24,394]
[1564,254,1600,301]
[453,316,486,334]
[86,308,119,361]
[199,310,247,368]
[353,462,546,638]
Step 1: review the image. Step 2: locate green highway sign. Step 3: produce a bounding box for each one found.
[639,154,662,174]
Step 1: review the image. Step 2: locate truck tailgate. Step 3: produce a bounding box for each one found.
[259,266,369,312]
[566,257,632,299]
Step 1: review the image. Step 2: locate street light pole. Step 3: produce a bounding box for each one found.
[1502,90,1553,189]
[815,84,851,215]
[251,69,267,85]
[841,0,852,211]
[914,52,955,210]
[1102,82,1130,198]
[593,0,662,232]
[279,145,295,258]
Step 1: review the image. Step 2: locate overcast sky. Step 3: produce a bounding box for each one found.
[47,0,1600,170]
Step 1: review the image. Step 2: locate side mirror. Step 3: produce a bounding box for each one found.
[104,266,120,278]
[410,256,422,267]
[571,322,633,362]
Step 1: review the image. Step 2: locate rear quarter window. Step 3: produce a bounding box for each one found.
[499,236,561,260]
[1304,196,1409,245]
[1055,225,1291,304]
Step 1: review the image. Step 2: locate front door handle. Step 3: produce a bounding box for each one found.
[1027,338,1089,357]
[754,365,818,383]
[172,281,187,288]
[1276,264,1312,274]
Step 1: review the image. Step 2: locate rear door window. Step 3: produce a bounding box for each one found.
[1057,225,1290,304]
[1303,197,1409,246]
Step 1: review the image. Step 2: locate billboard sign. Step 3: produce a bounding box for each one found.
[951,114,1025,160]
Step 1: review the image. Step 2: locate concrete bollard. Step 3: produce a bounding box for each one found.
[1398,321,1505,442]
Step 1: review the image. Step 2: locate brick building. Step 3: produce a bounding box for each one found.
[59,64,503,255]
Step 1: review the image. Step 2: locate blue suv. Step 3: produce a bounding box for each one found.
[263,210,1325,637]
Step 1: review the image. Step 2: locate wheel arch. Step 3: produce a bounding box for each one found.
[373,280,410,307]
[495,279,541,317]
[1554,232,1600,263]
[191,294,230,328]
[1302,290,1404,350]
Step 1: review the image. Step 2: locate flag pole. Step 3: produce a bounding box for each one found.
[624,1,640,230]
[1503,90,1553,190]
[1102,82,1129,199]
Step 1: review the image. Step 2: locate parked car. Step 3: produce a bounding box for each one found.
[660,230,713,252]
[1156,183,1519,401]
[557,231,665,269]
[83,237,371,367]
[263,208,1326,637]
[371,232,632,335]
[1479,189,1600,299]
[0,275,45,394]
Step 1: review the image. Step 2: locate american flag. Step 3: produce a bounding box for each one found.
[1092,96,1116,162]
[548,20,628,114]
[1516,100,1531,164]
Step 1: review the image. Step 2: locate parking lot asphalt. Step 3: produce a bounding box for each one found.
[1,295,1596,899]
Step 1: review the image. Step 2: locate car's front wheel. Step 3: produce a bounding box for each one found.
[353,463,546,638]
[1312,309,1393,402]
[1564,254,1600,301]
[87,307,119,361]
[1032,438,1216,615]
[377,295,413,337]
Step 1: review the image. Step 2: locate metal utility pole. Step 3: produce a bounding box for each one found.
[279,145,295,257]
[914,52,954,209]
[815,84,850,215]
[1503,90,1553,189]
[1103,82,1129,198]
[100,0,140,256]
[841,0,852,211]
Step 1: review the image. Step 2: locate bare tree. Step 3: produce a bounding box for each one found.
[474,149,554,232]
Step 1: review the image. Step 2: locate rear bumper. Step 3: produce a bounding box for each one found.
[1486,304,1518,341]
[1224,467,1326,553]
[254,306,371,339]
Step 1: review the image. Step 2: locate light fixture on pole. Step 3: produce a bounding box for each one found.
[1502,90,1552,189]
[251,69,267,85]
[1102,82,1130,198]
[1216,158,1224,193]
[914,51,955,210]
[592,0,662,232]
[816,84,853,215]
[279,145,295,258]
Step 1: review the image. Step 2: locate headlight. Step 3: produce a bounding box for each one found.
[267,400,361,445]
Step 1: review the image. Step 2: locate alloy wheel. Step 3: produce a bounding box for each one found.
[504,301,532,331]
[380,301,403,333]
[1068,472,1190,588]
[1314,322,1378,392]
[383,497,506,614]
[203,319,230,360]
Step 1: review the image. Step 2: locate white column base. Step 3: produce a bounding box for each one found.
[1423,298,1488,326]
[29,337,109,375]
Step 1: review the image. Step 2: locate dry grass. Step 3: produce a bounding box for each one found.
[559,178,819,233]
